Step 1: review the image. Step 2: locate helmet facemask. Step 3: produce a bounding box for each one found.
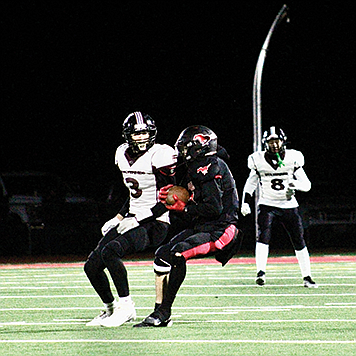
[262,126,287,154]
[175,126,217,162]
[130,131,151,152]
[267,139,283,154]
[262,126,287,167]
[122,112,157,153]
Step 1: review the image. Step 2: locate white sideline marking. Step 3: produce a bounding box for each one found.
[0,339,355,344]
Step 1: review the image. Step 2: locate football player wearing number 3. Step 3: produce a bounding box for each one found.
[241,126,317,288]
[84,112,177,327]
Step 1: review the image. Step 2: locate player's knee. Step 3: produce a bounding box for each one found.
[101,241,125,263]
[153,258,171,274]
[154,247,172,274]
[294,241,306,251]
[155,244,171,261]
[171,251,186,268]
[257,235,271,245]
[83,252,97,278]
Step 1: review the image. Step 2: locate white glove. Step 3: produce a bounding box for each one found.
[116,217,139,235]
[241,203,251,216]
[101,216,121,236]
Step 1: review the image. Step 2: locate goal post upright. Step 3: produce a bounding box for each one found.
[252,4,289,238]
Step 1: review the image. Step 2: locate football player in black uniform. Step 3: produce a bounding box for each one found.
[134,125,243,327]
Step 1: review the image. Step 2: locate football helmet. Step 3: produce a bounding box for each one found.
[262,126,287,154]
[122,112,157,152]
[175,125,217,161]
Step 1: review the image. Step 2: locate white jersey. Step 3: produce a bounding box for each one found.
[115,143,176,223]
[243,149,311,209]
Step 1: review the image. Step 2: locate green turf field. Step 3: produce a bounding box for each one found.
[0,256,355,355]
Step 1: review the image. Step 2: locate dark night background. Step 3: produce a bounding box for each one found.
[1,2,355,214]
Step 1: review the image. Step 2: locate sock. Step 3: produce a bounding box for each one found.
[255,242,269,273]
[119,296,132,304]
[295,246,311,278]
[160,253,186,318]
[155,272,169,305]
[104,300,118,315]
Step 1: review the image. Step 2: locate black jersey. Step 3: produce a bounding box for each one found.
[183,154,239,231]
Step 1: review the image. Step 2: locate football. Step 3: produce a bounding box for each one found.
[166,186,190,205]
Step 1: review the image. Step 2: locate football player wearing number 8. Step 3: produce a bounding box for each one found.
[84,112,177,327]
[240,126,317,288]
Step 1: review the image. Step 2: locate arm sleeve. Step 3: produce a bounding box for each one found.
[142,167,177,222]
[152,144,177,189]
[118,198,129,217]
[290,151,311,192]
[242,154,259,203]
[292,167,311,192]
[242,169,259,197]
[140,147,177,224]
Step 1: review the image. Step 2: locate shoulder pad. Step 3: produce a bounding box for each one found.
[151,144,177,168]
[115,143,129,164]
[247,151,263,170]
[288,149,305,167]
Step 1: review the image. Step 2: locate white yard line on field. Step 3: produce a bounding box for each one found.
[1,293,356,299]
[1,283,355,290]
[1,304,356,312]
[0,339,355,344]
[1,318,356,327]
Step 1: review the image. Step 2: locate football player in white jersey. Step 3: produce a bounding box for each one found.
[84,112,177,327]
[241,126,317,288]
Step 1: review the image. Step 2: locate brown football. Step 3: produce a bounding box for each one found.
[166,186,190,205]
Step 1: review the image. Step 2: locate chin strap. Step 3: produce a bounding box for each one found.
[276,152,285,167]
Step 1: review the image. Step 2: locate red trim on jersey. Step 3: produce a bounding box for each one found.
[181,242,216,260]
[215,225,237,249]
[181,224,237,260]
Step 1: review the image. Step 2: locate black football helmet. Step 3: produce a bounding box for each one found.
[175,125,218,161]
[262,126,287,153]
[122,112,157,152]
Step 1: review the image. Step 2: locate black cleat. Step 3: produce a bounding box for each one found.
[256,270,266,286]
[133,311,172,328]
[303,276,318,288]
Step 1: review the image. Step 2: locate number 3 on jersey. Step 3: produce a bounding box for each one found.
[125,177,142,198]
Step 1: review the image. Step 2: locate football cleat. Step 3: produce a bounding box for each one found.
[303,276,318,288]
[99,301,136,327]
[86,310,110,326]
[133,311,172,328]
[256,270,266,286]
[86,300,118,326]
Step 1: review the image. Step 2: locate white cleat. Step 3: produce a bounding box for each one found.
[99,301,136,327]
[86,310,111,326]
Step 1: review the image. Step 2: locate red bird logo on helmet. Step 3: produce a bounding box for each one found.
[193,134,209,145]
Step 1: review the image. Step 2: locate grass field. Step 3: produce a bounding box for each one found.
[0,255,355,356]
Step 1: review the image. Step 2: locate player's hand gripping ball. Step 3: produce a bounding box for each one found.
[166,186,190,205]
